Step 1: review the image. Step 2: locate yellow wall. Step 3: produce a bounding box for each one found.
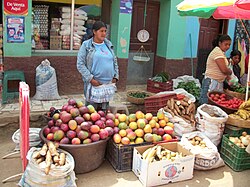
[32,0,102,6]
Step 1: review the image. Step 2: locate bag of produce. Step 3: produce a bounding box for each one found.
[18,146,77,187]
[160,106,195,137]
[181,131,225,170]
[196,104,228,146]
[33,59,61,100]
[173,75,201,101]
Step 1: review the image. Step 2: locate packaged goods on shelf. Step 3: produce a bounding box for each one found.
[33,5,49,37]
[51,18,61,30]
[60,6,71,13]
[50,36,62,50]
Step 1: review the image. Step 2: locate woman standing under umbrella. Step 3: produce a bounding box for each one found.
[199,34,232,104]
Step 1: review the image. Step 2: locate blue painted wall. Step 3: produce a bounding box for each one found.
[184,17,199,58]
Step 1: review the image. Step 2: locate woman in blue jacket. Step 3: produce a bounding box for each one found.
[77,21,119,111]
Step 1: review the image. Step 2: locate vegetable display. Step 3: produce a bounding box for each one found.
[128,91,150,99]
[32,142,66,175]
[229,84,248,94]
[209,93,243,109]
[151,72,169,83]
[229,131,250,148]
[163,95,196,125]
[176,81,200,101]
[229,99,250,120]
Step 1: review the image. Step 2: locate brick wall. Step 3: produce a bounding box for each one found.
[4,56,128,97]
[153,56,198,79]
[117,58,128,91]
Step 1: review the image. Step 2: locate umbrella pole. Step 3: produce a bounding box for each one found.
[246,46,250,101]
[189,33,194,77]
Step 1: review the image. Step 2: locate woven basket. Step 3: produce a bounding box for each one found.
[226,115,250,128]
[224,89,248,101]
[127,90,153,105]
[207,91,238,114]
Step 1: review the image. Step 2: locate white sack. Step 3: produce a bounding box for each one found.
[181,131,225,170]
[33,59,61,100]
[196,104,228,146]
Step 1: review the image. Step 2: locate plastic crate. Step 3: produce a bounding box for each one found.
[106,139,152,172]
[144,93,176,115]
[147,79,173,93]
[220,134,250,171]
[224,125,250,137]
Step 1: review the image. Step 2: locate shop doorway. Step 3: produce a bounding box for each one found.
[196,18,228,83]
[130,0,160,52]
[127,0,160,85]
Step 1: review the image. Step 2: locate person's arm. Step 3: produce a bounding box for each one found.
[77,42,93,82]
[215,58,232,75]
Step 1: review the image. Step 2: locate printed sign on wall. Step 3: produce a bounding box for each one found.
[7,16,25,43]
[4,0,28,15]
[120,0,133,14]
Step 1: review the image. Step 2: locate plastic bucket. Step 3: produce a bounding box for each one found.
[39,126,109,174]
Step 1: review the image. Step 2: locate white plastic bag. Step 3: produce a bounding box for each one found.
[181,131,225,170]
[12,128,41,150]
[172,75,201,89]
[18,147,77,187]
[33,59,61,100]
[195,104,228,146]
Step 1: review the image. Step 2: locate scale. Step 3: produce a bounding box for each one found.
[133,0,150,63]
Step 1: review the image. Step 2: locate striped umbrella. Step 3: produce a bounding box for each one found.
[177,0,250,19]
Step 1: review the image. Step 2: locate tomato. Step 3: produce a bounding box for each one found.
[221,97,226,101]
[213,96,219,101]
[232,104,238,108]
[210,94,215,98]
[215,94,220,98]
[220,94,226,98]
[176,94,185,100]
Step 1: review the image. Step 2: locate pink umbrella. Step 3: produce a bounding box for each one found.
[214,4,250,19]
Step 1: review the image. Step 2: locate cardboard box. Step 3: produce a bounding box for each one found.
[132,142,195,187]
[50,36,62,50]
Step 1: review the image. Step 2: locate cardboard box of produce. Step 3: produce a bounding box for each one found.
[132,142,194,187]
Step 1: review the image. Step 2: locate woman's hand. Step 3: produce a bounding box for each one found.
[112,78,118,83]
[90,78,101,86]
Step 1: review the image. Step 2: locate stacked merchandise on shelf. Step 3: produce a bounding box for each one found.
[60,6,88,50]
[33,5,49,49]
[50,18,62,50]
[0,24,3,103]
